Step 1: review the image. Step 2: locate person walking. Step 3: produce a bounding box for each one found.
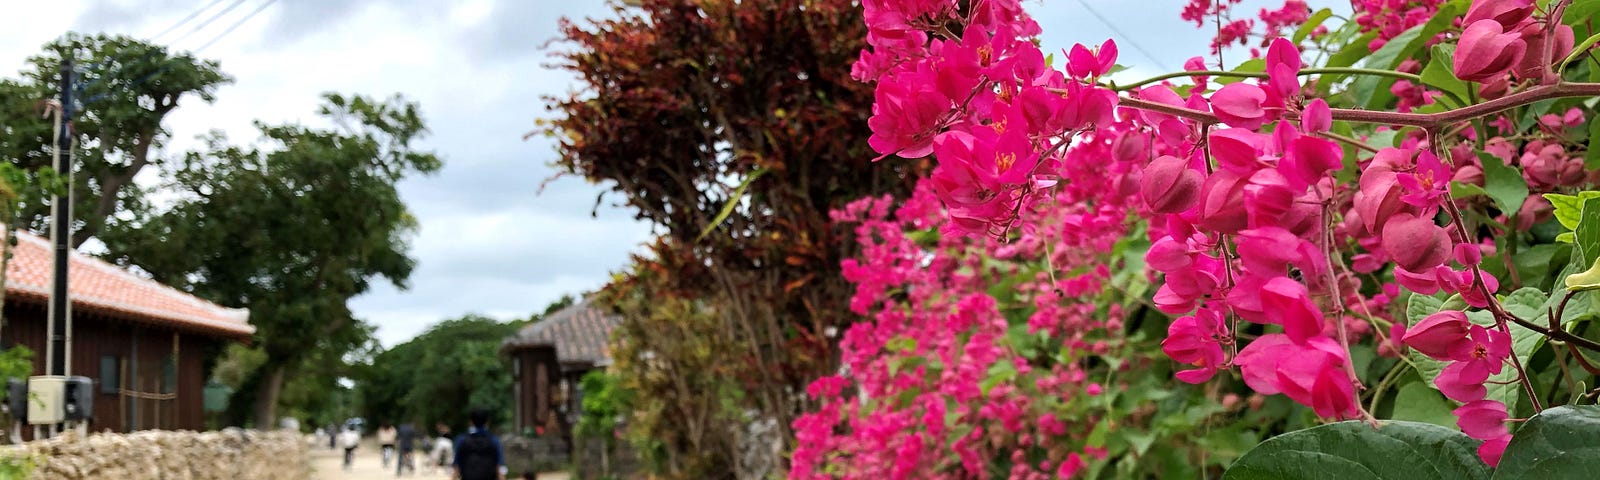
[427,423,454,475]
[396,422,419,477]
[453,410,506,480]
[327,423,338,450]
[339,425,361,471]
[377,423,398,467]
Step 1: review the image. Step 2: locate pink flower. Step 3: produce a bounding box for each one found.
[1244,169,1296,226]
[1141,155,1203,214]
[1197,170,1251,234]
[1259,276,1324,343]
[1280,135,1343,191]
[1454,400,1510,440]
[1163,307,1230,383]
[1454,20,1527,83]
[1235,334,1357,418]
[1401,310,1471,360]
[1396,150,1449,210]
[1066,39,1118,80]
[1453,399,1513,466]
[868,77,951,158]
[1435,324,1511,402]
[1301,98,1331,134]
[1210,128,1269,174]
[1211,83,1272,129]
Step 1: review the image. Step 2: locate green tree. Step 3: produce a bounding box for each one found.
[100,93,440,427]
[355,315,518,433]
[0,33,229,246]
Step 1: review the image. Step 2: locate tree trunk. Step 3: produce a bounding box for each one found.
[252,363,286,429]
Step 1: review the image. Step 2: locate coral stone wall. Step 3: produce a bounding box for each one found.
[4,429,308,479]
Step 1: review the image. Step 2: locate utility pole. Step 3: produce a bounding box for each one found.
[46,57,74,379]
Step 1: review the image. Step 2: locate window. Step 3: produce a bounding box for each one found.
[161,358,176,394]
[100,355,120,394]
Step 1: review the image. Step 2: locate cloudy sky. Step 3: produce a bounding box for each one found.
[1,0,1335,346]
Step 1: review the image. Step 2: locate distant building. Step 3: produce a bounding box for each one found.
[501,299,619,438]
[3,230,254,433]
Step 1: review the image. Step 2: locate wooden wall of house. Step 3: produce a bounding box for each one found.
[511,347,560,436]
[2,300,217,436]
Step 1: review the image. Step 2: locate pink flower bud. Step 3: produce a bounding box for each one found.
[1454,20,1527,83]
[1355,171,1407,234]
[1478,76,1511,99]
[1381,213,1451,272]
[1302,98,1332,133]
[1513,24,1575,83]
[1402,310,1472,360]
[1141,155,1203,214]
[1112,133,1148,163]
[1463,0,1535,30]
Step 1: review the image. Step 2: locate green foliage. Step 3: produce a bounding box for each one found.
[0,346,34,383]
[1225,407,1600,479]
[574,370,632,439]
[100,93,439,427]
[1492,405,1600,479]
[1222,421,1492,480]
[355,315,518,434]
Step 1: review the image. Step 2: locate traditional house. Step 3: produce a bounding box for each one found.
[502,299,619,438]
[2,230,254,433]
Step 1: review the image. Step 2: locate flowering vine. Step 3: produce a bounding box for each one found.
[803,0,1600,476]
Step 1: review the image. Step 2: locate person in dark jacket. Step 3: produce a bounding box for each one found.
[396,422,419,476]
[453,409,506,480]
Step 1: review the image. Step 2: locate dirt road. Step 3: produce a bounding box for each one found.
[308,439,570,480]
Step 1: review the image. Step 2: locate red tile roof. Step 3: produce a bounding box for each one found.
[4,230,254,340]
[504,299,619,367]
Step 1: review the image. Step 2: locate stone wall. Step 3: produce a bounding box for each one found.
[502,435,569,475]
[2,429,309,480]
[572,437,639,480]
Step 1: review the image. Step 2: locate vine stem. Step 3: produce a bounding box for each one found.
[1110,67,1426,92]
[1109,82,1600,129]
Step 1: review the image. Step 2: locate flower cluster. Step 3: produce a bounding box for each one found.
[1453,0,1574,87]
[1402,311,1513,464]
[824,0,1600,474]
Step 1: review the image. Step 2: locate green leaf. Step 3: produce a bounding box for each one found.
[1544,192,1600,230]
[1452,182,1489,200]
[1318,31,1379,97]
[1420,45,1468,107]
[1391,382,1460,428]
[1491,405,1600,479]
[1293,8,1333,44]
[1557,232,1576,243]
[1576,196,1600,269]
[695,167,767,242]
[1565,256,1600,292]
[1222,421,1491,480]
[1565,0,1600,27]
[1586,118,1600,169]
[1479,151,1530,215]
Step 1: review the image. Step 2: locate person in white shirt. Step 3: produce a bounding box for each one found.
[339,426,362,471]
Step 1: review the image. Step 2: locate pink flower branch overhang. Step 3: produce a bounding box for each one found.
[1090,82,1600,130]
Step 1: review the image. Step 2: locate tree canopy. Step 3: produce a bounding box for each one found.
[101,93,440,427]
[0,33,229,246]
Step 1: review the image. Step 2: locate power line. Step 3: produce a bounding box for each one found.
[168,0,250,46]
[149,0,229,41]
[1071,0,1170,72]
[194,0,279,53]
